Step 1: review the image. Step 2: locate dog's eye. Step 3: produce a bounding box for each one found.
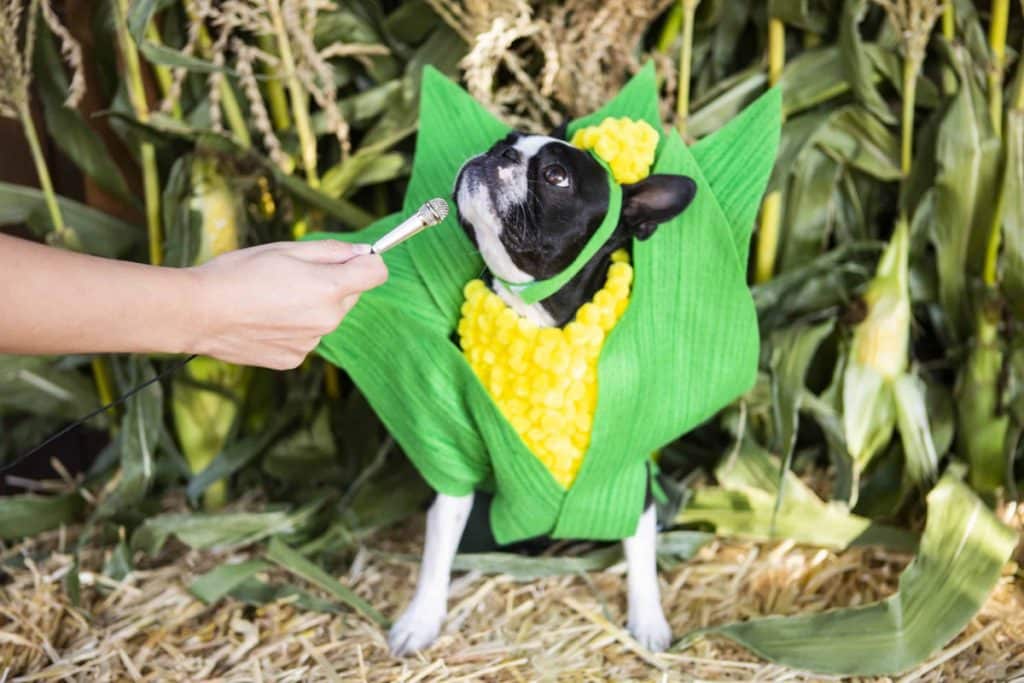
[543,164,569,187]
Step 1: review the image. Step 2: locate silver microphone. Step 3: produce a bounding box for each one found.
[370,198,449,254]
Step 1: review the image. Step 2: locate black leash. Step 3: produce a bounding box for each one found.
[0,354,198,479]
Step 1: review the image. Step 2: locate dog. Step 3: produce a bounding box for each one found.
[387,130,697,655]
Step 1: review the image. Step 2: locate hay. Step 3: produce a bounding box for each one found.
[1,500,1022,682]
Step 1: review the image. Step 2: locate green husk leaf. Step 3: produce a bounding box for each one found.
[679,476,1016,676]
[265,537,389,627]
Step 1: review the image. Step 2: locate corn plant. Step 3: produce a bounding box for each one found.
[0,0,1023,676]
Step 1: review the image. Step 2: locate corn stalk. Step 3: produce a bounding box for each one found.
[674,0,700,136]
[754,16,785,284]
[113,0,162,266]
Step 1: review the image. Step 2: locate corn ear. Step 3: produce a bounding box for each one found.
[843,219,911,471]
[172,155,249,510]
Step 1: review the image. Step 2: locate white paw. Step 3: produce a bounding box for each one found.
[388,599,445,656]
[628,609,672,652]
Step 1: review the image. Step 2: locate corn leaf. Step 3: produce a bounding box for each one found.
[114,359,163,507]
[0,356,103,425]
[892,374,939,487]
[451,531,712,580]
[679,476,1016,676]
[265,537,389,627]
[1004,108,1024,319]
[0,183,140,258]
[839,0,896,125]
[931,43,1001,337]
[131,504,321,556]
[680,439,916,552]
[190,559,271,603]
[228,578,342,614]
[0,493,85,540]
[33,21,134,204]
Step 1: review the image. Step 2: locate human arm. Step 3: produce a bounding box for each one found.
[0,234,388,369]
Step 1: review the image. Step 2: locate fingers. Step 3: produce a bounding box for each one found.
[325,255,389,296]
[278,239,373,264]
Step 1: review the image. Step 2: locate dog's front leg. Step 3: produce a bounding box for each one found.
[623,505,671,652]
[388,492,473,655]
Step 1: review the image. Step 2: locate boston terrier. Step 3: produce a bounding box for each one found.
[388,131,697,655]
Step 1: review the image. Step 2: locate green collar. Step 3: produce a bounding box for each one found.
[491,155,623,305]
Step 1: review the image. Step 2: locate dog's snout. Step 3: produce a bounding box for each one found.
[501,147,521,163]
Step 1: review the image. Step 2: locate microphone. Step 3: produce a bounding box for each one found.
[370,198,449,254]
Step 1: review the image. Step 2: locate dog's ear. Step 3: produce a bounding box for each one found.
[550,120,571,140]
[621,174,697,240]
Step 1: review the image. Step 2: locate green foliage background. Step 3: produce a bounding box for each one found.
[1,0,1023,675]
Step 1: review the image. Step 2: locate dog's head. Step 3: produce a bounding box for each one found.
[454,131,697,287]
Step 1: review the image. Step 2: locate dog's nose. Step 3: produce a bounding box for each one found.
[501,147,521,163]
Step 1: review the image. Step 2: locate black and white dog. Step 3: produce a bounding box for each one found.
[388,131,697,655]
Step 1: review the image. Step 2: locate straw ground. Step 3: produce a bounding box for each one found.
[2,492,1023,682]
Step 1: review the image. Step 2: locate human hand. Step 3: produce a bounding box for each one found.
[186,241,388,369]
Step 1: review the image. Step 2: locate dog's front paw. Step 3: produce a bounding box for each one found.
[628,610,672,653]
[388,599,446,656]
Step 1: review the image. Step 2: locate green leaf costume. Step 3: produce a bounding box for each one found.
[306,64,782,544]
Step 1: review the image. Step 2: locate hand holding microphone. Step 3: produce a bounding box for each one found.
[186,198,448,369]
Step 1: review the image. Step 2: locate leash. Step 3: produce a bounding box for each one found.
[0,354,197,479]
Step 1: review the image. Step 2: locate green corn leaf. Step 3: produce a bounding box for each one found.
[0,183,140,258]
[678,475,1016,676]
[0,493,85,540]
[957,311,1010,495]
[816,106,901,181]
[131,503,322,556]
[33,20,134,204]
[228,578,341,614]
[769,319,835,483]
[681,438,917,552]
[190,559,271,603]
[1003,108,1024,319]
[265,537,389,627]
[769,0,829,33]
[838,0,896,125]
[779,147,842,270]
[892,374,940,488]
[450,531,712,580]
[115,358,163,507]
[0,356,103,425]
[126,0,223,73]
[932,42,1001,338]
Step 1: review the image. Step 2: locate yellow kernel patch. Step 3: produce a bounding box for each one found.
[570,117,659,185]
[459,251,633,489]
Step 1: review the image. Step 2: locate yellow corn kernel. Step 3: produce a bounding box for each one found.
[571,118,659,185]
[458,253,634,489]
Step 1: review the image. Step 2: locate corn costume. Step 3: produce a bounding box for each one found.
[306,64,781,543]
